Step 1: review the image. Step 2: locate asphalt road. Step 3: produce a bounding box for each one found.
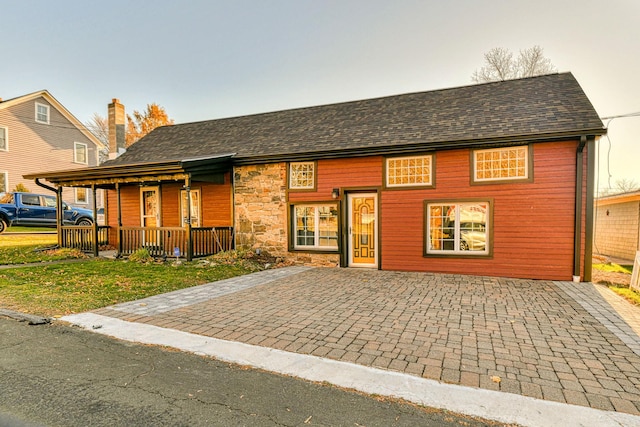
[0,317,506,427]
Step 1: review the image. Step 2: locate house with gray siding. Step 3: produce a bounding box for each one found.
[0,90,104,207]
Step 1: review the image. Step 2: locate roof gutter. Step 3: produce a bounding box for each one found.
[33,178,57,194]
[233,128,607,165]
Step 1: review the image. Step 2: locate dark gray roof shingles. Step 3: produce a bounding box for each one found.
[106,73,604,166]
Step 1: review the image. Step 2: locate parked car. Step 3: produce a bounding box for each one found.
[96,207,105,226]
[459,222,486,251]
[0,192,94,233]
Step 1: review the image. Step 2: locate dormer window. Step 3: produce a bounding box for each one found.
[35,102,50,124]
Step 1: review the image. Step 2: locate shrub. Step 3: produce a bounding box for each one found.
[129,248,153,264]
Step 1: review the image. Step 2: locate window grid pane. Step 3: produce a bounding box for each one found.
[0,128,6,150]
[75,143,88,164]
[387,155,432,187]
[76,188,87,203]
[289,162,315,189]
[474,147,527,182]
[36,104,49,123]
[317,205,338,247]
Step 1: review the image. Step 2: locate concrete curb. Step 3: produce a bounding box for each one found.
[0,309,50,325]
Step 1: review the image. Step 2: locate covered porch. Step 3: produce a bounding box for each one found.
[24,155,235,261]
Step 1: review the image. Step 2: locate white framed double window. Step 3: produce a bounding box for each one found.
[74,142,88,164]
[0,127,7,151]
[473,145,530,183]
[0,171,7,193]
[386,154,433,188]
[292,203,339,250]
[289,162,316,190]
[75,188,88,204]
[425,200,491,256]
[35,102,50,124]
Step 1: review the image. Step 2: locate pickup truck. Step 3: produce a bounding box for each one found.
[0,192,94,233]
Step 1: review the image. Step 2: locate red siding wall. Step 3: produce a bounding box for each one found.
[104,174,232,243]
[382,142,579,280]
[288,141,585,280]
[288,157,383,203]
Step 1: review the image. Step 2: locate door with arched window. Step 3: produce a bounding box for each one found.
[347,193,378,268]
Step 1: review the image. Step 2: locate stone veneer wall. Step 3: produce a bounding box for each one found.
[233,163,340,267]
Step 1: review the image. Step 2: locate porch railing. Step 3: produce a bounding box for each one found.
[118,226,234,259]
[60,225,109,252]
[60,225,234,260]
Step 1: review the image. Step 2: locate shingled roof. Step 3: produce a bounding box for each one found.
[105,72,604,166]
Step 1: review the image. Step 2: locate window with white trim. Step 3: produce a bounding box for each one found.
[386,155,433,187]
[180,189,201,227]
[0,127,7,151]
[74,142,88,164]
[35,102,50,124]
[289,162,315,190]
[75,188,88,204]
[0,171,7,193]
[292,204,339,250]
[473,146,529,182]
[425,201,490,255]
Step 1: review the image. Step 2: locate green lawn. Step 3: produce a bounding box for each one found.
[0,237,265,317]
[0,258,258,317]
[0,234,63,264]
[4,226,56,233]
[592,262,640,306]
[592,263,634,274]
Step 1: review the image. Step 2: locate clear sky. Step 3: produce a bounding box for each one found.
[2,0,638,193]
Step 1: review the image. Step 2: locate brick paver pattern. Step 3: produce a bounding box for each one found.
[95,268,640,415]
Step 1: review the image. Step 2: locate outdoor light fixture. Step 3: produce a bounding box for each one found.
[331,188,340,199]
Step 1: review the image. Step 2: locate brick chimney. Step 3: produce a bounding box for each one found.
[108,98,125,159]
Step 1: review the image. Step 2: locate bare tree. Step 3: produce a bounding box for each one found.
[599,178,640,196]
[85,113,109,145]
[85,113,110,163]
[614,178,639,194]
[472,46,557,83]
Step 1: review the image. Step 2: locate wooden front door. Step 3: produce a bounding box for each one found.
[348,193,378,268]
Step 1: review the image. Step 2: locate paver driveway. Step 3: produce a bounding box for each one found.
[92,267,640,417]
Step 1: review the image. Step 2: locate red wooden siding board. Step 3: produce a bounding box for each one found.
[288,141,587,280]
[104,173,233,230]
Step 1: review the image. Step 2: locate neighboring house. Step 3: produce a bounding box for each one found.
[25,73,605,281]
[0,90,104,207]
[594,190,640,261]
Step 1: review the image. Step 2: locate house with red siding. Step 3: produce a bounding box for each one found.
[25,73,605,281]
[0,90,104,207]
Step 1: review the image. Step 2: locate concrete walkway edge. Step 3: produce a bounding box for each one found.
[61,312,640,427]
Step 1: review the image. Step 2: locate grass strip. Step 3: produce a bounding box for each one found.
[0,258,258,317]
